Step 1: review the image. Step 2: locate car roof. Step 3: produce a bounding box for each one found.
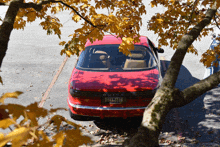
[85,35,149,47]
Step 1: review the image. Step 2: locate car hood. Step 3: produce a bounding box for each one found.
[70,68,159,92]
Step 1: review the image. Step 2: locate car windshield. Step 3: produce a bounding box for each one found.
[76,44,157,71]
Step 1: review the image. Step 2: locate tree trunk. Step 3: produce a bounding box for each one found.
[0,0,21,68]
[125,6,218,147]
[124,88,182,147]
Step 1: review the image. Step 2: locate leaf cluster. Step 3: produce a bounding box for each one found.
[56,0,147,56]
[2,0,220,67]
[201,44,220,67]
[0,92,93,147]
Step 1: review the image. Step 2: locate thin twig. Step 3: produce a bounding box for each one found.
[214,13,220,29]
[57,1,96,27]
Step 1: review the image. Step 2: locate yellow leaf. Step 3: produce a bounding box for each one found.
[72,15,81,22]
[63,129,93,147]
[26,11,36,22]
[11,127,32,147]
[51,6,60,14]
[25,102,48,118]
[65,50,73,57]
[1,104,25,121]
[0,127,32,147]
[0,91,23,104]
[49,108,67,113]
[122,37,134,44]
[82,4,89,9]
[170,0,175,4]
[0,133,8,147]
[26,112,38,126]
[0,118,15,129]
[38,130,50,142]
[53,132,65,147]
[60,49,65,56]
[49,115,66,132]
[157,19,163,23]
[59,41,66,46]
[150,2,155,7]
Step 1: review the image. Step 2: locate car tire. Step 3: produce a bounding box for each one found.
[69,109,93,121]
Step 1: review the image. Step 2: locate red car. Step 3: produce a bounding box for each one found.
[67,35,164,120]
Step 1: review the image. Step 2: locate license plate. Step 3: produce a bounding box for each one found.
[103,97,126,104]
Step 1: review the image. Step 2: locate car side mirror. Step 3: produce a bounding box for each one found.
[157,48,164,53]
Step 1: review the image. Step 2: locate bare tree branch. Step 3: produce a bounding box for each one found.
[56,1,96,27]
[19,0,97,27]
[214,13,220,29]
[181,70,220,107]
[19,0,57,11]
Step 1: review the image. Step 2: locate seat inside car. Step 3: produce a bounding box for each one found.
[123,53,147,69]
[89,51,110,68]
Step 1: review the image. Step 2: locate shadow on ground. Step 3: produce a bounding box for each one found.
[161,61,220,145]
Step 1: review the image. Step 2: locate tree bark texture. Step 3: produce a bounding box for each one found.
[127,7,218,147]
[0,0,22,68]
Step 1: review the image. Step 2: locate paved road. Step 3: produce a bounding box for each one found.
[1,3,220,146]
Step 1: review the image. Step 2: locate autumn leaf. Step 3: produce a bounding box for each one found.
[0,118,15,129]
[0,104,25,121]
[25,102,48,118]
[0,133,8,147]
[26,112,38,126]
[0,91,23,104]
[72,15,81,22]
[26,11,36,22]
[49,115,66,132]
[63,129,93,147]
[170,0,175,4]
[28,130,54,146]
[150,1,156,7]
[0,127,33,147]
[0,108,9,120]
[49,107,67,113]
[65,50,73,57]
[59,41,66,46]
[53,132,65,147]
[157,19,163,23]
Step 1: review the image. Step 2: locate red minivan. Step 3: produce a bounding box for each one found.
[67,35,164,120]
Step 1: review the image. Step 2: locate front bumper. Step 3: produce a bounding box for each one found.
[67,98,147,119]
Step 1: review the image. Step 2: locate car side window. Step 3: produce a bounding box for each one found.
[76,50,89,68]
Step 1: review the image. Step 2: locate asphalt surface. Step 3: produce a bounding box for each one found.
[1,3,220,147]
